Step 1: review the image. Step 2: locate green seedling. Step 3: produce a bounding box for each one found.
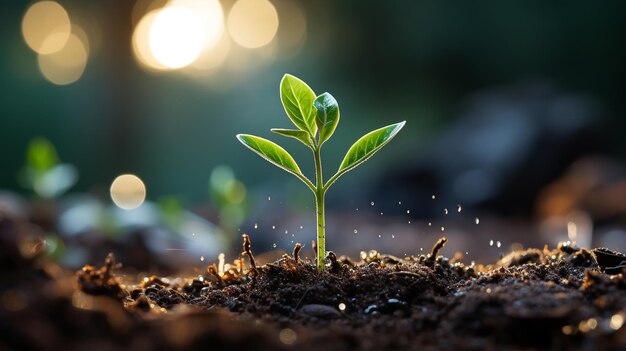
[236,74,405,271]
[19,137,78,199]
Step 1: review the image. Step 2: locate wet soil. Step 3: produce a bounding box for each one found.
[2,216,626,350]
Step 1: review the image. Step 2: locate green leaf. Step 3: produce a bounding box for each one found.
[271,128,313,148]
[280,74,317,136]
[337,121,406,174]
[27,137,59,172]
[313,92,340,145]
[236,134,303,177]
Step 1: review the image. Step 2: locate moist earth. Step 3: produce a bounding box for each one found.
[1,216,626,350]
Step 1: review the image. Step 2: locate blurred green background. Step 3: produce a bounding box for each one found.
[2,1,625,200]
[2,0,626,265]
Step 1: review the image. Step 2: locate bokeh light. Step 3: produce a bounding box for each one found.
[37,32,88,85]
[227,0,279,49]
[133,0,225,71]
[185,34,231,74]
[149,7,206,69]
[110,174,147,210]
[22,1,71,54]
[132,10,168,71]
[170,0,224,50]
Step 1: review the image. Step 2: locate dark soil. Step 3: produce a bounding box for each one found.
[2,216,626,350]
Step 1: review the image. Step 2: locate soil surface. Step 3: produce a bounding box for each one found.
[2,216,626,350]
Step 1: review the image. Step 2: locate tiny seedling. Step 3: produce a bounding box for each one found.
[236,74,405,271]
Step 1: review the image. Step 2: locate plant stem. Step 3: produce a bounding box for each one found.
[313,146,326,271]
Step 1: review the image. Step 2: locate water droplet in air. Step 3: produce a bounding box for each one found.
[291,234,294,237]
[441,226,445,232]
[370,201,375,206]
[338,303,346,311]
[431,195,436,200]
[380,212,384,215]
[378,234,381,238]
[475,217,480,224]
[420,247,424,251]
[285,230,288,234]
[268,196,271,201]
[489,240,494,247]
[353,229,358,234]
[272,243,277,248]
[398,201,402,205]
[406,209,410,214]
[254,223,258,229]
[457,205,462,213]
[428,222,432,226]
[272,225,276,230]
[444,208,448,215]
[391,234,395,239]
[299,225,303,229]
[200,256,204,261]
[408,220,411,224]
[191,233,196,237]
[496,241,501,248]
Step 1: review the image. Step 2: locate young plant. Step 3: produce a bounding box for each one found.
[236,74,405,271]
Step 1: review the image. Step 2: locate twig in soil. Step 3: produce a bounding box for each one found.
[326,251,341,271]
[293,242,302,264]
[236,258,244,273]
[103,252,120,281]
[427,237,448,262]
[241,234,258,275]
[207,263,223,284]
[218,253,225,276]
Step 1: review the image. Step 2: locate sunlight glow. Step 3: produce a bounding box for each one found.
[227,0,279,49]
[149,7,206,68]
[133,0,225,71]
[132,10,168,71]
[22,1,71,54]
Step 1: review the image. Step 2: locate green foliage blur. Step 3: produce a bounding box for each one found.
[1,1,625,203]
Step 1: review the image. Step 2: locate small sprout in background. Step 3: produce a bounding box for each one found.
[19,137,78,199]
[236,74,405,271]
[157,196,186,231]
[209,165,248,229]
